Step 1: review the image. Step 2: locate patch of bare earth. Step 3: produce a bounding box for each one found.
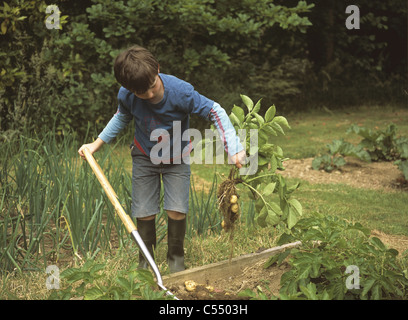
[169,258,290,300]
[280,157,407,192]
[210,259,290,298]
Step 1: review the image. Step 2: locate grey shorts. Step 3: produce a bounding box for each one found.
[130,147,191,218]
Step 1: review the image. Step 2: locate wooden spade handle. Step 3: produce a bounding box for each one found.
[82,148,136,234]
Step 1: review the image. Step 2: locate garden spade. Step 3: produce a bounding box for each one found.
[82,148,178,300]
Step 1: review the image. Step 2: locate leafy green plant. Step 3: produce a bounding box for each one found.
[264,213,408,300]
[348,123,408,181]
[394,134,408,181]
[347,123,402,162]
[239,284,278,300]
[312,140,347,172]
[217,95,302,232]
[313,124,408,181]
[312,139,370,172]
[48,259,171,300]
[395,159,408,181]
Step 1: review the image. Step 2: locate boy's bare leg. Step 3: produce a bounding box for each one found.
[137,215,156,221]
[166,210,186,220]
[137,211,184,220]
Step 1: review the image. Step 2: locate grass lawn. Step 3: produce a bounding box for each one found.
[274,106,408,159]
[287,178,408,236]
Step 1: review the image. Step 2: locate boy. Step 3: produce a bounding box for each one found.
[78,45,246,273]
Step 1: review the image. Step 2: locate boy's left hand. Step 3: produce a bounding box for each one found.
[230,150,247,169]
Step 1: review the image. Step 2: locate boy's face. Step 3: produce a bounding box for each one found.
[133,74,163,103]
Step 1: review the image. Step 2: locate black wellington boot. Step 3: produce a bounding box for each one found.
[136,218,156,270]
[167,217,186,273]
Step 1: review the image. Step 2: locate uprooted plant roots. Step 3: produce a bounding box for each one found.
[217,167,243,261]
[217,167,242,232]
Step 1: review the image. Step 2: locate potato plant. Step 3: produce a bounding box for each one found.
[312,139,370,172]
[348,123,408,180]
[218,95,302,233]
[347,123,401,162]
[264,213,408,300]
[313,124,408,180]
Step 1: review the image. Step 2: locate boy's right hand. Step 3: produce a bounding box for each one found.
[78,138,105,160]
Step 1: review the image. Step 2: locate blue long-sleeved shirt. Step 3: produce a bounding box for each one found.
[99,73,243,162]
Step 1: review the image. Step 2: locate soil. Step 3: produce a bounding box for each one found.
[168,258,290,300]
[279,156,408,191]
[170,157,408,300]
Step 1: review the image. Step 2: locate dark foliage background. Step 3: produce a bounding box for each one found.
[0,0,406,139]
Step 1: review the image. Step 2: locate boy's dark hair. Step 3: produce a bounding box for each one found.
[114,46,159,94]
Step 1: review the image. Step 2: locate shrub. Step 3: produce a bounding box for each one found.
[1,0,314,138]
